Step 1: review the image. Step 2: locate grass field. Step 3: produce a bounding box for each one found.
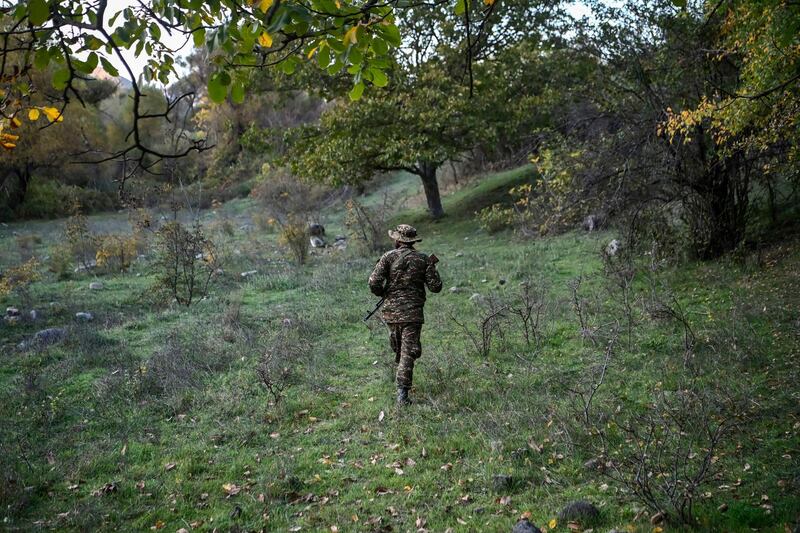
[1,167,798,532]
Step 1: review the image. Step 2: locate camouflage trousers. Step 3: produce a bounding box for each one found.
[388,322,422,389]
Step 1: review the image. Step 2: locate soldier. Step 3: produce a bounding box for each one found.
[368,224,442,405]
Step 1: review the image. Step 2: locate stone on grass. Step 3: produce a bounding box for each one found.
[584,214,602,232]
[558,500,600,523]
[6,307,20,317]
[469,293,483,303]
[492,474,513,492]
[240,270,258,278]
[75,312,94,322]
[310,236,326,248]
[449,286,459,293]
[29,310,38,321]
[512,518,542,533]
[89,281,104,290]
[605,239,621,256]
[455,252,464,258]
[22,327,68,349]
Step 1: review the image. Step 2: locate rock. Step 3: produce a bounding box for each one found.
[492,474,513,492]
[75,312,94,322]
[583,457,601,471]
[136,254,147,262]
[449,286,459,293]
[583,214,603,232]
[605,239,621,256]
[89,281,104,290]
[4,315,20,325]
[18,327,68,350]
[240,270,258,278]
[310,236,326,248]
[558,500,600,523]
[469,293,483,303]
[455,252,464,258]
[499,278,507,285]
[29,310,38,321]
[214,268,225,276]
[74,260,97,273]
[481,278,488,283]
[512,518,542,533]
[309,223,326,237]
[333,237,347,251]
[6,307,20,317]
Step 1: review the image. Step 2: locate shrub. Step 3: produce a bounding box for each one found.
[48,244,73,280]
[14,233,42,261]
[255,324,312,405]
[477,203,515,234]
[95,234,138,273]
[0,257,41,306]
[64,206,98,271]
[152,220,218,306]
[344,193,402,254]
[278,218,309,265]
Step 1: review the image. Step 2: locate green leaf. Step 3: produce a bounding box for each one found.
[349,81,365,101]
[100,56,119,77]
[379,24,401,47]
[208,74,228,103]
[454,0,466,15]
[218,70,232,86]
[52,68,71,90]
[370,68,388,87]
[373,38,389,56]
[231,80,245,104]
[671,0,687,6]
[318,46,330,69]
[28,0,49,26]
[34,48,50,69]
[193,28,206,48]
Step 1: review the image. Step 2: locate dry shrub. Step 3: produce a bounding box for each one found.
[0,257,41,306]
[152,220,218,306]
[255,322,313,404]
[14,233,42,261]
[64,205,98,271]
[278,218,309,265]
[95,234,138,273]
[344,192,402,254]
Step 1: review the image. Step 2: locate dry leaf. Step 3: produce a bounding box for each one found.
[164,463,176,471]
[378,411,385,422]
[457,517,467,525]
[222,483,241,496]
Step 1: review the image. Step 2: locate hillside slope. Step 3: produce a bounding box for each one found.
[1,167,798,532]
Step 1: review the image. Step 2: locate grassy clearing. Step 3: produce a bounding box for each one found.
[1,166,798,532]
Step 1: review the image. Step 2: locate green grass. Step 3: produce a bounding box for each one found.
[1,166,799,532]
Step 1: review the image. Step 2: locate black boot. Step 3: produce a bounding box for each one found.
[397,387,411,405]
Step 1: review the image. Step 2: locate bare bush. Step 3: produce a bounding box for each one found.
[592,387,736,526]
[344,192,403,254]
[450,295,509,358]
[509,279,549,348]
[152,220,218,306]
[255,323,312,405]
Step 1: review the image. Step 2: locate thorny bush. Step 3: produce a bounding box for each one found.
[152,220,218,306]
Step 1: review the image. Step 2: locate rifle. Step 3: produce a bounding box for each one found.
[364,253,438,322]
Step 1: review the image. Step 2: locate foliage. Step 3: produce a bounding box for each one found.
[152,221,218,306]
[278,218,310,266]
[0,257,41,301]
[343,194,398,254]
[477,203,514,234]
[63,206,98,271]
[95,234,139,273]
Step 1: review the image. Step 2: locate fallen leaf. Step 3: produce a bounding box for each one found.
[457,517,467,525]
[549,518,557,528]
[151,520,165,530]
[379,411,385,422]
[164,463,176,471]
[330,526,339,532]
[222,483,241,496]
[441,463,453,471]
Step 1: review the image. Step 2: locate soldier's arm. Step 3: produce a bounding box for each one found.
[368,253,391,296]
[425,257,442,293]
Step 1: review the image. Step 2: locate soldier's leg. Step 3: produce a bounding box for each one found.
[396,323,422,389]
[389,324,401,364]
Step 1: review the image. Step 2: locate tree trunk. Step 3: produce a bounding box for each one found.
[418,161,444,219]
[9,166,32,211]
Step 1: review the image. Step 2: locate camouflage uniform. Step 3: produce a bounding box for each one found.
[368,226,442,392]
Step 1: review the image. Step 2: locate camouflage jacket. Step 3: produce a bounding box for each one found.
[368,245,442,324]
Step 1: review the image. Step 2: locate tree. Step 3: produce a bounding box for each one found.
[284,0,563,218]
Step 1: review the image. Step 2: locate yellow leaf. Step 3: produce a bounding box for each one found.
[344,26,358,45]
[258,32,273,47]
[307,46,318,59]
[2,133,19,142]
[335,0,341,7]
[28,108,40,121]
[1,142,17,150]
[549,518,557,529]
[258,0,273,12]
[42,107,64,123]
[653,528,663,533]
[11,116,22,127]
[484,0,495,4]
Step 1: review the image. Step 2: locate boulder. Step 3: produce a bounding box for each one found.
[5,307,20,317]
[558,500,600,523]
[583,214,603,232]
[455,252,464,258]
[240,270,258,278]
[605,239,621,256]
[29,310,38,321]
[310,236,326,248]
[309,223,326,237]
[18,327,68,350]
[449,286,460,293]
[89,281,104,290]
[75,312,94,322]
[512,518,542,533]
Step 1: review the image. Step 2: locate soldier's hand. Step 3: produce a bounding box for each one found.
[428,254,439,265]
